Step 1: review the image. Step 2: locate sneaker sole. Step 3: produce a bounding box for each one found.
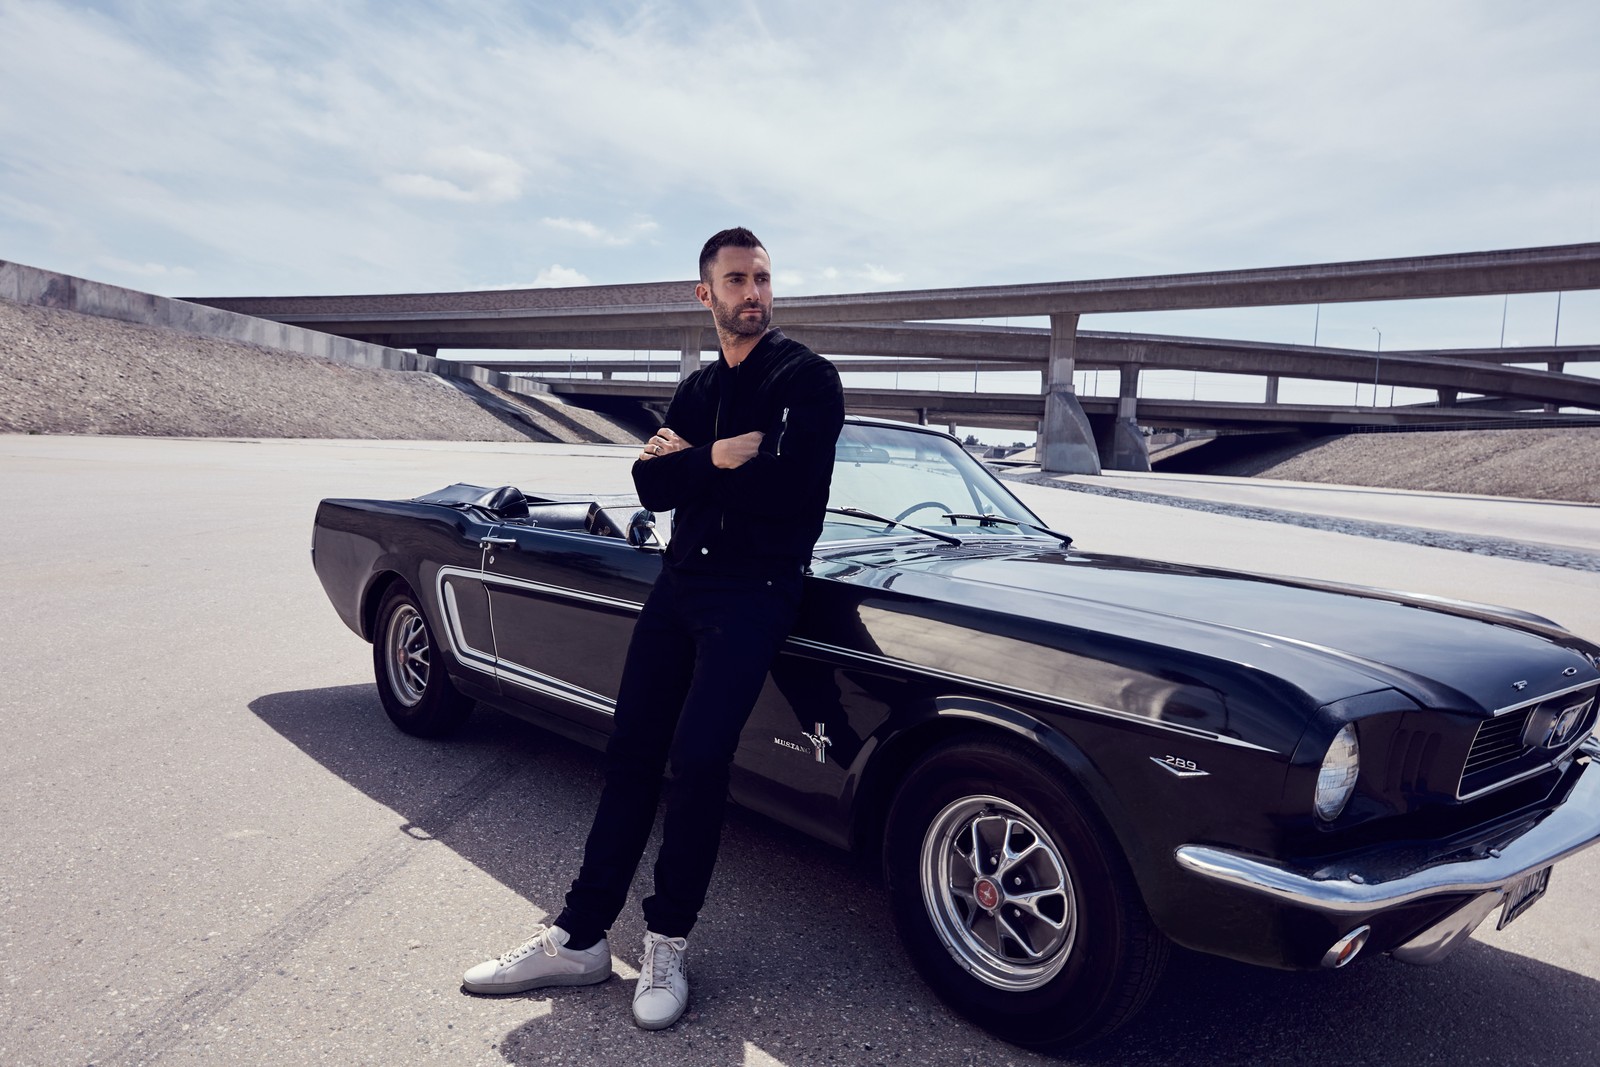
[633,998,687,1030]
[462,965,611,995]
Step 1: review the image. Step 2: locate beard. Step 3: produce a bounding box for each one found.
[709,290,771,337]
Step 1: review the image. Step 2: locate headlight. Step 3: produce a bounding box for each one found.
[1315,723,1360,821]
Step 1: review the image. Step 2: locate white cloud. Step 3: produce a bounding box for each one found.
[533,265,591,287]
[94,257,196,280]
[858,264,904,286]
[385,147,524,204]
[788,263,906,294]
[542,216,659,246]
[485,265,592,288]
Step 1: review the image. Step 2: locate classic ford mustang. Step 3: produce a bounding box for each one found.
[312,418,1600,1049]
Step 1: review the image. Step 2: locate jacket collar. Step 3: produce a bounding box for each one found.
[717,328,785,373]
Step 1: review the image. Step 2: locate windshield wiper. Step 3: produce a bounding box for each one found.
[941,513,1073,547]
[827,507,964,546]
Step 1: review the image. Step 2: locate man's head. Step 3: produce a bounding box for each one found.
[696,227,772,339]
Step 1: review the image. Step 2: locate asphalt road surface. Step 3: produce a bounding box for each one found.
[2,435,1597,1067]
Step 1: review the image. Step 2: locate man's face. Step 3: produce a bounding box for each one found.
[697,245,772,338]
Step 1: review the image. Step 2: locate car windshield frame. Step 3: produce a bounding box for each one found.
[820,421,1055,547]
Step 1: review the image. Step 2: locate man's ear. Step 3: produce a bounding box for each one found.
[695,281,713,309]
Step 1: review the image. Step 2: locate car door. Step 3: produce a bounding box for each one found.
[481,520,662,735]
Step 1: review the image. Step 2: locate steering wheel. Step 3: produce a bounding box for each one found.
[891,500,954,525]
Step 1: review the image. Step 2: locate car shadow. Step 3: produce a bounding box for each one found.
[249,685,1600,1066]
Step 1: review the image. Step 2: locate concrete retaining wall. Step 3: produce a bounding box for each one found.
[0,258,428,372]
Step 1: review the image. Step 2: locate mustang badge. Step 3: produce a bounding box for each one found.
[803,722,833,764]
[774,722,834,764]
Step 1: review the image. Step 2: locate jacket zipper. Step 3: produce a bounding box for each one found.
[717,363,735,534]
[777,406,790,456]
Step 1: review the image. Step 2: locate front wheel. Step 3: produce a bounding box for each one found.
[884,738,1167,1049]
[372,583,473,738]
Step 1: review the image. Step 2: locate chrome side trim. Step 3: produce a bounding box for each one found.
[436,566,1279,752]
[786,637,1279,753]
[1174,755,1600,916]
[494,659,615,715]
[478,568,645,614]
[436,570,497,671]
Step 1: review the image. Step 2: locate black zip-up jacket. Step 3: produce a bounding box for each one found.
[633,329,844,576]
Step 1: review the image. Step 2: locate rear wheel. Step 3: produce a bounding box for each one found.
[884,737,1167,1049]
[372,584,473,737]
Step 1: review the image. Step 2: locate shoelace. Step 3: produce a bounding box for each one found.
[499,924,560,964]
[640,935,687,990]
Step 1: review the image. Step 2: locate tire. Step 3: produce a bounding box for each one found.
[883,737,1167,1050]
[372,583,473,738]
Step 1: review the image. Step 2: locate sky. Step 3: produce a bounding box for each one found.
[3,0,1598,423]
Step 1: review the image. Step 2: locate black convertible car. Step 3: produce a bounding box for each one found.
[312,418,1600,1049]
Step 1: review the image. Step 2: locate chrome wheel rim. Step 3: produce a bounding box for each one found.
[384,604,430,707]
[919,794,1076,991]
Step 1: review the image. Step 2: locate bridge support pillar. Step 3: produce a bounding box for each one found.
[680,327,700,380]
[1438,388,1458,407]
[1039,313,1101,474]
[1546,362,1565,412]
[1264,375,1280,404]
[1102,363,1151,472]
[417,346,438,357]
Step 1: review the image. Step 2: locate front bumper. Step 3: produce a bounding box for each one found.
[1173,738,1600,964]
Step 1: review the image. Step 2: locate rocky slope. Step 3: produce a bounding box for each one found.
[1173,426,1600,503]
[1,297,539,441]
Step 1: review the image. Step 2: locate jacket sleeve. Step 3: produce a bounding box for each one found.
[630,379,719,512]
[719,358,845,518]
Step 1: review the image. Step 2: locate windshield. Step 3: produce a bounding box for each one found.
[821,422,1049,544]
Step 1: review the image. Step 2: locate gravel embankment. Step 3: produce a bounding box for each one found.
[0,297,537,440]
[1190,427,1600,504]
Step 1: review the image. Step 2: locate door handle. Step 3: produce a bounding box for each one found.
[480,536,517,548]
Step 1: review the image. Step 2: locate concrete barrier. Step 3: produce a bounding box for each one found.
[0,258,425,373]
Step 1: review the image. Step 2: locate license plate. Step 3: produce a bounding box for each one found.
[1498,866,1552,929]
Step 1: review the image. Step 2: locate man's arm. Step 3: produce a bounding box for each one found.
[719,360,844,517]
[629,382,746,512]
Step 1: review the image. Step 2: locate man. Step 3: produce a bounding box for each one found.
[462,228,845,1031]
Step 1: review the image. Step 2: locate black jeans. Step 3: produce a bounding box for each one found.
[554,563,803,943]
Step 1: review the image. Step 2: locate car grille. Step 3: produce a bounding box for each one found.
[1458,683,1598,799]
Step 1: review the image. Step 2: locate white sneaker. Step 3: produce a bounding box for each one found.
[462,924,611,994]
[632,932,689,1030]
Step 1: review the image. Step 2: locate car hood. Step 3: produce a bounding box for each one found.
[818,539,1599,715]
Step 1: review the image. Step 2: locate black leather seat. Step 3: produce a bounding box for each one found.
[523,502,594,531]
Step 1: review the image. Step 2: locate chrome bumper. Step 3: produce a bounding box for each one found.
[1174,741,1600,918]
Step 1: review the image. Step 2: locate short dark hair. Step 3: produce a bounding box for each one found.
[698,227,766,283]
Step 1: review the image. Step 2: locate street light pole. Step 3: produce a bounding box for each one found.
[1371,327,1383,408]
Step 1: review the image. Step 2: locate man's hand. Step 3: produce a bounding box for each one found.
[711,431,763,469]
[639,426,692,461]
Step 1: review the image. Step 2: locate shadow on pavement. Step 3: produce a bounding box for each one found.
[250,685,1600,1066]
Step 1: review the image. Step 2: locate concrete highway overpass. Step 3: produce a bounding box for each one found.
[195,242,1600,472]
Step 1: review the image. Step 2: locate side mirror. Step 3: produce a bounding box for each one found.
[627,509,662,550]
